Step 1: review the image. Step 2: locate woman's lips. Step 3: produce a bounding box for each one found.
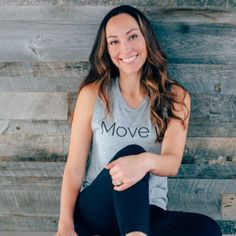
[120,54,138,63]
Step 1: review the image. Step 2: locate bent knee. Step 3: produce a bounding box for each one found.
[110,144,146,162]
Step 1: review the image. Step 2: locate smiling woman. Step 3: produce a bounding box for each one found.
[106,13,147,78]
[55,5,222,236]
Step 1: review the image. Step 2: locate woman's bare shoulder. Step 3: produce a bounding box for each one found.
[79,82,99,100]
[73,82,99,119]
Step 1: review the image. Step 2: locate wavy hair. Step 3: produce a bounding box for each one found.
[76,5,190,142]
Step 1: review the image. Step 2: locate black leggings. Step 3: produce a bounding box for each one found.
[74,144,222,236]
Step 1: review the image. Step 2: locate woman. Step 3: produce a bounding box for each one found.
[55,5,222,236]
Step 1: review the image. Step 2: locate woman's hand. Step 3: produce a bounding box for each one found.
[105,153,149,191]
[55,221,78,236]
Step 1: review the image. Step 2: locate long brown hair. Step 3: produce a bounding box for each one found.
[76,5,190,142]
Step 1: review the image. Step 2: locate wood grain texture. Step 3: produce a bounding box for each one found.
[0,7,235,24]
[0,0,234,9]
[168,179,236,220]
[1,161,236,179]
[1,119,236,137]
[176,164,236,179]
[0,135,236,163]
[183,137,236,164]
[0,162,235,232]
[222,194,236,220]
[67,92,236,123]
[0,135,67,158]
[0,190,60,216]
[0,92,68,120]
[0,63,235,95]
[0,120,70,135]
[0,12,235,62]
[188,121,236,137]
[0,179,234,232]
[0,215,57,231]
[0,2,235,233]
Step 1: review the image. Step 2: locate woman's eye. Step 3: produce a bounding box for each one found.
[129,34,138,40]
[110,40,118,45]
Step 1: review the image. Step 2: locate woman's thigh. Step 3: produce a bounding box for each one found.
[149,205,222,236]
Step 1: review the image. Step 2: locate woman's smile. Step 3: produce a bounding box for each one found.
[120,54,138,64]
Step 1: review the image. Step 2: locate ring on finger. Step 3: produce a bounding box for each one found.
[116,180,123,186]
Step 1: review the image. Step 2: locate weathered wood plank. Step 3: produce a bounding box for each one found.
[176,164,236,179]
[0,76,83,92]
[1,162,236,180]
[0,62,88,77]
[70,93,236,122]
[0,179,235,218]
[0,179,235,232]
[168,179,236,195]
[0,0,234,9]
[0,120,70,135]
[189,122,236,137]
[0,162,64,178]
[0,233,55,236]
[222,194,236,220]
[183,137,236,164]
[0,136,235,163]
[0,176,62,190]
[190,93,236,122]
[0,20,235,62]
[0,62,33,76]
[168,179,236,221]
[0,135,67,159]
[1,119,236,138]
[1,63,235,95]
[0,161,235,231]
[0,92,68,120]
[67,92,236,124]
[0,190,60,216]
[0,215,57,231]
[169,64,236,95]
[32,61,89,78]
[152,22,236,64]
[1,161,236,179]
[0,7,235,25]
[0,93,235,123]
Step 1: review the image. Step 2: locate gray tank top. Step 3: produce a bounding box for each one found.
[81,78,168,210]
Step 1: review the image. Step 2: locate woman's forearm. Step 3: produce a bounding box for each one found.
[141,152,182,177]
[58,164,85,229]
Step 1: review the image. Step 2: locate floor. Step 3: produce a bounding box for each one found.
[0,233,235,236]
[0,233,54,236]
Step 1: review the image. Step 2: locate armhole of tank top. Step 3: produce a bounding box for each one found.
[91,93,104,130]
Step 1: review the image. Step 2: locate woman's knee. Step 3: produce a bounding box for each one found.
[110,144,146,163]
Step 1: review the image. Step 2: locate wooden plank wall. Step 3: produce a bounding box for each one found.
[0,0,235,234]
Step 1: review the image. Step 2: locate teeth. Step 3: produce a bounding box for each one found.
[121,55,137,63]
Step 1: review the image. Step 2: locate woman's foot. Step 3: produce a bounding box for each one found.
[126,232,147,236]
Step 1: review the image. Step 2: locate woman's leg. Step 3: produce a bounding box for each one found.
[73,144,150,236]
[149,204,222,236]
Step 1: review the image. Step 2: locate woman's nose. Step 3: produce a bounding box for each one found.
[120,41,132,53]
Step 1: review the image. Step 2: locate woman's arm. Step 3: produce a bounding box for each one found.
[57,83,98,231]
[142,85,191,177]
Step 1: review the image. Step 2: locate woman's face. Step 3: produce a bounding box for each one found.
[105,13,147,78]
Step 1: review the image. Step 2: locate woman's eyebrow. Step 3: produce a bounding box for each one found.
[107,28,139,39]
